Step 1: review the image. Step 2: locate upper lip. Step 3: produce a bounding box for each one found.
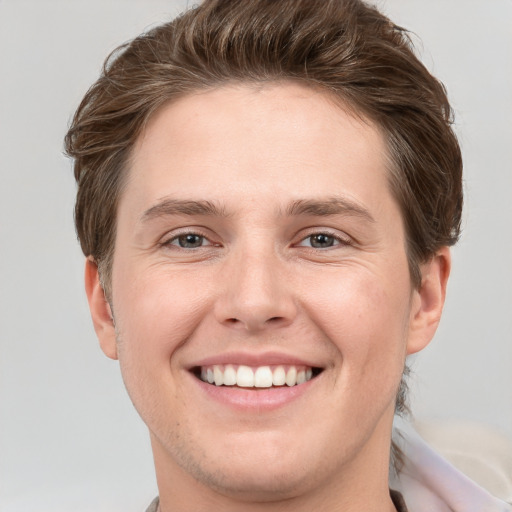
[188,350,324,369]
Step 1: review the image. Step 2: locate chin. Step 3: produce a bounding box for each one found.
[169,429,347,502]
[192,462,313,502]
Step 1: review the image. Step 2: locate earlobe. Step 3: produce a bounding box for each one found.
[406,247,451,355]
[84,258,118,360]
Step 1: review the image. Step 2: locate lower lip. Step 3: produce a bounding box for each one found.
[189,373,318,412]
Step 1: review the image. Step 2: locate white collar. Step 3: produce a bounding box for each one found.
[390,417,512,512]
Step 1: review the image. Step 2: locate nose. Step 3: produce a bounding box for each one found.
[214,248,297,332]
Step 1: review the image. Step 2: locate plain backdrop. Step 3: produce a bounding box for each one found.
[1,1,511,510]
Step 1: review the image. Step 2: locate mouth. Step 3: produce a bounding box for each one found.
[192,364,323,389]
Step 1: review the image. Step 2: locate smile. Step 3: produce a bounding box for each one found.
[196,364,321,388]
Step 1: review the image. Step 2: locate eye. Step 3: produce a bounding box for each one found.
[309,233,336,248]
[297,232,349,249]
[168,233,211,249]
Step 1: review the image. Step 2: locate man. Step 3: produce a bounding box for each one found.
[64,1,510,510]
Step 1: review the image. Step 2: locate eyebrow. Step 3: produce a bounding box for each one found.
[284,197,375,222]
[140,199,229,223]
[139,196,375,223]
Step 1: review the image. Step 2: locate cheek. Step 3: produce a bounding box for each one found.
[109,265,220,439]
[304,269,410,389]
[111,264,214,382]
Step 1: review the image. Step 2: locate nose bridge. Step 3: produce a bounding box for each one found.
[215,238,296,331]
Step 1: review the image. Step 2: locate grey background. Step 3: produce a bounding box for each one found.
[1,1,510,510]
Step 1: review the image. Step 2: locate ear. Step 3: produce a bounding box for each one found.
[84,258,118,360]
[406,247,451,355]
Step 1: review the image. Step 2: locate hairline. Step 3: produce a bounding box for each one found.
[97,78,424,297]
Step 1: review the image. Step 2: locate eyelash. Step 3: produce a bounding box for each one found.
[296,230,352,249]
[160,229,352,251]
[161,231,214,249]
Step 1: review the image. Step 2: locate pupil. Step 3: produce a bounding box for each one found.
[311,234,333,248]
[179,234,202,248]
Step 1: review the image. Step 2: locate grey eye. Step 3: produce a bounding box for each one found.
[308,234,336,248]
[176,234,205,248]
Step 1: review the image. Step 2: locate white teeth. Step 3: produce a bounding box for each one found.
[223,364,237,386]
[285,367,297,386]
[272,365,286,386]
[254,366,273,388]
[213,366,224,386]
[236,365,255,387]
[199,364,317,388]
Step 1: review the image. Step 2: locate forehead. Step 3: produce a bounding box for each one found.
[123,83,388,220]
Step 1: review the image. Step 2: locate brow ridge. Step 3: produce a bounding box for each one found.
[140,196,374,223]
[284,197,375,222]
[140,198,228,222]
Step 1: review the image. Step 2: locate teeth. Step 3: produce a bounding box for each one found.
[285,366,297,387]
[200,364,316,388]
[223,364,237,386]
[236,365,254,387]
[272,365,286,386]
[254,366,273,388]
[213,366,224,386]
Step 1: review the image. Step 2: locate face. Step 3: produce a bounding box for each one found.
[87,83,448,503]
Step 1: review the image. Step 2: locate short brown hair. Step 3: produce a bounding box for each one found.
[65,0,463,465]
[65,0,462,292]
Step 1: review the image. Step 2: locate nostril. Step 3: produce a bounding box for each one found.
[220,313,292,331]
[267,316,284,323]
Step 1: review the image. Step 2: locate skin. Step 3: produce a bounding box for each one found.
[86,83,450,512]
